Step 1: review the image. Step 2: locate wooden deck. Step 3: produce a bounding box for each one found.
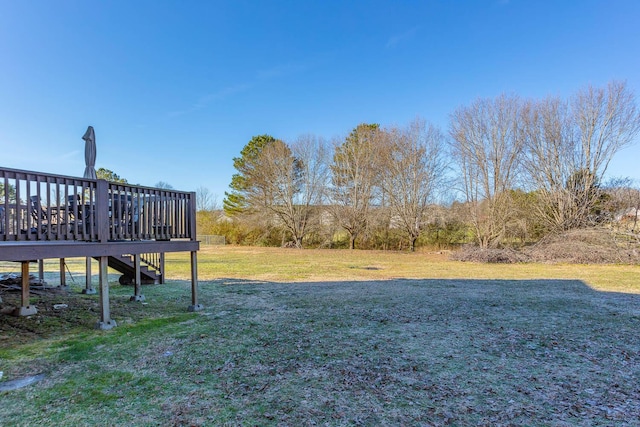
[0,166,202,329]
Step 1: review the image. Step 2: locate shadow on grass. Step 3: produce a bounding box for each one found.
[0,278,198,345]
[1,277,640,425]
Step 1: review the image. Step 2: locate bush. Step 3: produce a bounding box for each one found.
[450,228,640,264]
[450,247,531,263]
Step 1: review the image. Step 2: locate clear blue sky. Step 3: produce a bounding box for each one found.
[1,0,639,201]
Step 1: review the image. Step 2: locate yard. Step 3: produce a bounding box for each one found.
[1,247,640,425]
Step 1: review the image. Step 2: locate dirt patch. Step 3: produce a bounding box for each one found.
[0,285,165,346]
[0,287,99,344]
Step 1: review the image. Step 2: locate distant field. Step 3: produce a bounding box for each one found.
[178,246,640,293]
[1,246,640,425]
[4,246,639,292]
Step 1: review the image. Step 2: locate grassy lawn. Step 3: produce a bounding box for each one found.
[1,246,640,425]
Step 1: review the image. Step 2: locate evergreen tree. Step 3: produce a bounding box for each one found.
[223,134,276,216]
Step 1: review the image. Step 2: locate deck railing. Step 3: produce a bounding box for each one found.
[0,167,196,243]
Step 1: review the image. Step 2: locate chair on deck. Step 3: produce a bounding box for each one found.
[66,194,88,234]
[67,195,80,219]
[29,195,67,234]
[29,195,49,233]
[111,195,141,237]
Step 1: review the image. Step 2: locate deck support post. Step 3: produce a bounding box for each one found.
[59,258,67,288]
[82,256,96,294]
[96,256,116,330]
[38,260,44,283]
[159,252,165,284]
[130,253,145,302]
[13,261,37,316]
[187,250,203,312]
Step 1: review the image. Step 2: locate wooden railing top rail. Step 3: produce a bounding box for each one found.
[1,166,196,243]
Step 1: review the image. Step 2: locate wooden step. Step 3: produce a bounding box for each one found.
[94,255,161,285]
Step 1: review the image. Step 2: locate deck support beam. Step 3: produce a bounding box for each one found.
[96,256,116,330]
[159,252,165,284]
[59,258,67,288]
[82,257,96,294]
[38,260,44,282]
[130,253,145,302]
[187,250,203,312]
[13,261,37,316]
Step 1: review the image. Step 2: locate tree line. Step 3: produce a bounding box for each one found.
[204,80,640,250]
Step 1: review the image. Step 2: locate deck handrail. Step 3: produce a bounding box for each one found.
[0,166,196,243]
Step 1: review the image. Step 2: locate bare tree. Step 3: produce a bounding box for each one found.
[522,81,640,231]
[449,94,524,248]
[243,136,328,248]
[155,181,174,189]
[291,134,330,244]
[522,98,589,230]
[196,186,218,212]
[380,118,447,251]
[329,124,382,249]
[574,81,640,175]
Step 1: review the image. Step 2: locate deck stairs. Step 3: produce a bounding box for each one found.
[95,254,163,285]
